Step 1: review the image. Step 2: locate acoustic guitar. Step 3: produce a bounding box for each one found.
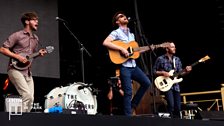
[108,41,170,64]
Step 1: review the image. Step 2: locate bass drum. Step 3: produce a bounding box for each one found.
[65,82,97,115]
[45,82,97,115]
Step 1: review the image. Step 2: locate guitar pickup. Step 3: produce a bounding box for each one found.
[161,79,167,86]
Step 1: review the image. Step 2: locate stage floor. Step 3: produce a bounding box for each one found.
[1,112,224,126]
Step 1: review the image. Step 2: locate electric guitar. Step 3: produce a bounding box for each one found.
[154,55,210,92]
[108,41,170,64]
[11,46,54,70]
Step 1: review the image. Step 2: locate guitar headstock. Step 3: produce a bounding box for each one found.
[161,42,171,48]
[199,55,210,63]
[46,46,54,53]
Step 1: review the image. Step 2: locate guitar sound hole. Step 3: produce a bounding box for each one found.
[127,47,133,56]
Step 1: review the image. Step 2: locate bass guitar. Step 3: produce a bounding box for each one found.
[154,55,210,92]
[108,41,170,64]
[11,46,54,70]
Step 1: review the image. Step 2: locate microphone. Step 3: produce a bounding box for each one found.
[78,84,93,90]
[128,17,137,22]
[55,17,67,23]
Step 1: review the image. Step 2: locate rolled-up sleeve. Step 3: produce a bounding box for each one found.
[2,32,18,49]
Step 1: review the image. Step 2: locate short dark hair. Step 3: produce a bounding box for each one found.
[112,11,125,26]
[21,12,38,26]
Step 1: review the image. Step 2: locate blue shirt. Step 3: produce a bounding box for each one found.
[109,27,136,67]
[153,54,183,92]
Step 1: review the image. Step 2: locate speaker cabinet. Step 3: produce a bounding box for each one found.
[196,111,224,121]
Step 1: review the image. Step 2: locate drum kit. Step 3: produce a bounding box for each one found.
[44,82,98,115]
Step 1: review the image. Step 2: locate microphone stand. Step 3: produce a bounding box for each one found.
[61,21,92,83]
[133,0,158,116]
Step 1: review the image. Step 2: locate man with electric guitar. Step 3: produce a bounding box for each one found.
[153,42,192,118]
[0,12,50,112]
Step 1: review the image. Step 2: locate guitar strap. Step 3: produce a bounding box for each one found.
[173,57,176,69]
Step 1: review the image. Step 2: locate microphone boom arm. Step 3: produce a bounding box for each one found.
[56,17,92,83]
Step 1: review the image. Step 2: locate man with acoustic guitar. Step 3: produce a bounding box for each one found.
[153,42,192,118]
[0,12,47,112]
[102,11,152,116]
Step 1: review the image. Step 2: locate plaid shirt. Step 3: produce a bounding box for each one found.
[153,54,183,92]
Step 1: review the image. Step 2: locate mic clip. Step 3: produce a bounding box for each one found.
[78,83,93,90]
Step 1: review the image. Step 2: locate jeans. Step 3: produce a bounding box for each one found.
[164,89,181,118]
[120,66,151,116]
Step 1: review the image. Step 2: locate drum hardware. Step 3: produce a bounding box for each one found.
[78,83,93,90]
[45,82,97,114]
[92,88,101,95]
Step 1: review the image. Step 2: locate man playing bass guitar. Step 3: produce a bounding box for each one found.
[153,42,192,118]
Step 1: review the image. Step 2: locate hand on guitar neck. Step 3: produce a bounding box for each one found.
[39,48,48,56]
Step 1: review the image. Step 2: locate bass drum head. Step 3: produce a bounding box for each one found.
[65,82,97,115]
[45,86,69,109]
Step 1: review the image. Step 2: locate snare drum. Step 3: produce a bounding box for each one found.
[45,82,97,115]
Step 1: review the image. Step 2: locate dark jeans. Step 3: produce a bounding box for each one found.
[120,66,151,116]
[164,89,181,118]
